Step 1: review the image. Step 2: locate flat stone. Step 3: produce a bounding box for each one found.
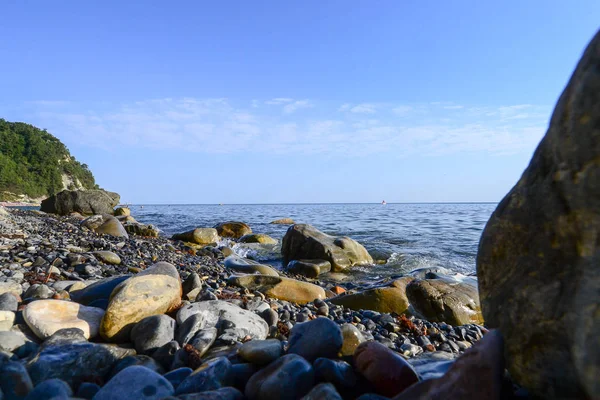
[287,317,343,362]
[93,251,121,265]
[94,366,174,400]
[287,259,332,278]
[270,218,295,224]
[224,255,279,277]
[130,314,176,354]
[23,300,105,340]
[0,310,15,331]
[238,339,283,365]
[354,341,419,397]
[238,234,278,244]
[229,275,325,304]
[0,281,23,296]
[100,274,181,342]
[176,357,233,395]
[245,353,314,400]
[172,228,219,245]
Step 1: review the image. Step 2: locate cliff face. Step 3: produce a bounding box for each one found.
[0,119,98,203]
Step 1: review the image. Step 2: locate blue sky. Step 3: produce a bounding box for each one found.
[1,1,598,204]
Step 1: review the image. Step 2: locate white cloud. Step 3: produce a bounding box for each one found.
[265,98,294,105]
[392,105,413,116]
[443,105,464,110]
[282,100,313,114]
[349,103,377,114]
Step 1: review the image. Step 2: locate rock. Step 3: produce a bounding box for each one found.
[40,189,120,216]
[138,261,181,281]
[0,330,27,352]
[26,332,131,387]
[176,313,206,346]
[354,341,419,397]
[238,234,278,244]
[330,284,411,315]
[123,222,159,237]
[245,354,314,400]
[176,301,268,342]
[287,317,343,362]
[229,275,325,304]
[76,382,101,399]
[286,259,332,278]
[0,361,34,399]
[0,293,19,311]
[224,256,279,277]
[100,274,181,342]
[93,251,121,265]
[406,279,482,326]
[477,32,600,400]
[301,383,343,400]
[95,215,129,238]
[24,378,73,400]
[281,224,373,272]
[176,357,233,395]
[172,228,219,245]
[393,330,504,400]
[152,340,180,370]
[313,358,365,397]
[238,339,283,365]
[23,284,53,300]
[178,387,244,400]
[214,221,252,239]
[23,300,105,340]
[0,281,23,296]
[406,352,454,380]
[70,276,129,306]
[0,311,15,331]
[113,207,131,216]
[108,355,164,378]
[270,218,295,225]
[130,314,176,354]
[94,366,174,400]
[182,273,202,300]
[188,328,217,356]
[340,323,365,356]
[163,367,193,389]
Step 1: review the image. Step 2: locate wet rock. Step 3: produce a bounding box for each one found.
[301,383,342,400]
[0,361,34,399]
[229,275,325,304]
[239,234,278,244]
[393,330,504,400]
[0,292,19,311]
[287,317,343,362]
[40,189,120,216]
[177,301,268,342]
[172,228,219,245]
[245,354,314,400]
[100,274,181,342]
[214,221,252,239]
[94,366,174,400]
[93,251,121,265]
[282,224,373,272]
[238,339,283,365]
[330,285,411,315]
[354,341,419,397]
[477,32,600,400]
[23,300,104,340]
[406,279,482,326]
[176,357,233,395]
[70,276,129,306]
[130,314,176,354]
[340,323,365,356]
[270,218,295,225]
[224,256,279,276]
[286,259,331,278]
[24,378,72,400]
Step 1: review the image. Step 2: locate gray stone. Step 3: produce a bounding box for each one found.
[476,30,600,400]
[176,313,206,346]
[130,314,175,354]
[0,361,33,400]
[0,293,18,311]
[188,327,217,357]
[175,357,233,395]
[287,259,331,278]
[182,273,202,301]
[0,281,23,297]
[137,261,180,281]
[238,339,283,365]
[93,251,121,265]
[245,354,314,400]
[224,255,279,277]
[172,228,219,245]
[287,317,343,362]
[0,331,27,352]
[94,366,174,400]
[40,190,120,216]
[24,378,72,400]
[151,340,180,370]
[23,284,53,300]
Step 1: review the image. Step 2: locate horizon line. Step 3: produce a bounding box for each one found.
[120,201,499,206]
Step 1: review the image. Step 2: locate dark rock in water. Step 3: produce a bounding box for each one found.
[354,341,419,397]
[392,330,504,400]
[281,224,373,272]
[163,367,193,390]
[245,353,314,400]
[0,292,19,311]
[213,221,252,239]
[152,340,180,370]
[287,317,343,362]
[0,361,34,399]
[40,190,120,216]
[108,355,164,379]
[301,383,343,400]
[172,228,219,245]
[286,259,331,278]
[175,357,233,395]
[70,275,129,306]
[406,279,482,326]
[238,233,278,244]
[476,31,600,400]
[94,366,174,400]
[130,314,176,354]
[270,218,295,225]
[24,378,72,400]
[76,382,100,399]
[178,387,245,400]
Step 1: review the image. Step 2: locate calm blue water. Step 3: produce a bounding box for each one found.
[132,203,496,282]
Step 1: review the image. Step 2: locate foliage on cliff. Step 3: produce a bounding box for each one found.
[0,118,97,199]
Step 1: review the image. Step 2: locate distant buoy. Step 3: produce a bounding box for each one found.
[382,200,387,205]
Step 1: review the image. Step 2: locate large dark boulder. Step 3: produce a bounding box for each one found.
[282,224,373,272]
[477,30,600,399]
[41,190,120,215]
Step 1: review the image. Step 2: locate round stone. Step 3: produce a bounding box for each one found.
[340,323,365,356]
[23,300,105,340]
[287,317,343,362]
[238,339,283,365]
[245,354,314,400]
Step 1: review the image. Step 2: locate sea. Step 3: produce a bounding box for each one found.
[132,203,497,284]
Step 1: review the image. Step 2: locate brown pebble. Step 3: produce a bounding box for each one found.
[331,286,346,295]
